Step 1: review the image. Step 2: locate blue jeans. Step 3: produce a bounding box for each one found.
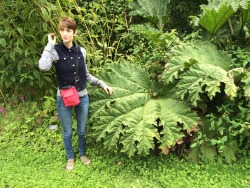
[56,95,89,159]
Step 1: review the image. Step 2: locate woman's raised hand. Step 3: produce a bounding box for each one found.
[48,33,56,45]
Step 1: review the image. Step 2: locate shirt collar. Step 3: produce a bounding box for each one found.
[59,41,77,52]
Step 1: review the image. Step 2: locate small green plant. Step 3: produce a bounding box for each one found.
[35,96,59,126]
[0,95,60,149]
[190,89,250,163]
[230,47,250,69]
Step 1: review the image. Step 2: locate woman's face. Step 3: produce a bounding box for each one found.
[59,27,76,44]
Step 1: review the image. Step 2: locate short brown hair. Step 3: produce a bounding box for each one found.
[58,17,77,33]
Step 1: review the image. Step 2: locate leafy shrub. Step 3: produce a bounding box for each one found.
[190,93,250,163]
[160,40,250,162]
[0,1,59,97]
[88,61,200,157]
[160,41,250,106]
[128,25,180,80]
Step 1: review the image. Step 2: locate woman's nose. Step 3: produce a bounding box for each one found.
[62,30,67,35]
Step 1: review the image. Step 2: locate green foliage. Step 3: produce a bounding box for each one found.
[128,24,180,80]
[129,0,171,31]
[158,40,250,162]
[167,0,203,34]
[199,0,235,35]
[159,41,250,106]
[0,1,59,97]
[35,96,59,126]
[190,95,250,163]
[187,47,250,163]
[0,95,60,149]
[194,0,250,43]
[229,47,250,97]
[230,47,250,69]
[88,62,200,157]
[1,133,250,188]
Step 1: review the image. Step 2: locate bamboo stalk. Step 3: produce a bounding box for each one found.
[228,18,234,35]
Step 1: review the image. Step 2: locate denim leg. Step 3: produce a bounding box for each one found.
[75,95,89,157]
[56,96,74,159]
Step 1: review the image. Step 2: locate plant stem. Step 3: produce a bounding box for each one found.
[0,89,7,107]
[228,18,234,35]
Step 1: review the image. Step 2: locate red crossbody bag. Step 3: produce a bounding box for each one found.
[60,86,80,107]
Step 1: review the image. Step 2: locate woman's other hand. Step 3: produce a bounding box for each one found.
[103,86,113,95]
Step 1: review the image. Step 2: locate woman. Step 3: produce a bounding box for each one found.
[38,17,112,170]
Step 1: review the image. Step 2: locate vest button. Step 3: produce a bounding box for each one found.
[71,57,73,59]
[73,64,75,67]
[64,57,66,60]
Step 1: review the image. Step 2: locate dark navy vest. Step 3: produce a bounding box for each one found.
[54,42,87,91]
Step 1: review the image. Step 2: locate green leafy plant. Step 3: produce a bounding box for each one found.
[159,41,250,107]
[128,24,180,80]
[1,133,250,188]
[88,62,200,157]
[194,0,250,41]
[129,0,171,31]
[199,0,236,35]
[0,1,60,98]
[159,40,250,162]
[190,96,250,163]
[0,93,60,146]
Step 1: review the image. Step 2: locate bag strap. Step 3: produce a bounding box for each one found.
[75,46,79,83]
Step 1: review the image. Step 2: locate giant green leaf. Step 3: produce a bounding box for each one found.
[89,62,200,157]
[129,0,170,31]
[199,0,235,35]
[160,41,243,106]
[198,0,250,35]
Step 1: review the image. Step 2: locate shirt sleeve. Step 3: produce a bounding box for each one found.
[80,47,107,88]
[38,43,59,71]
[85,65,107,88]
